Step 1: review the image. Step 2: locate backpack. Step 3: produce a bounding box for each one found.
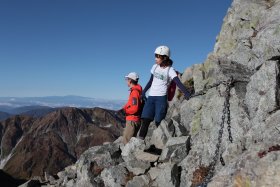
[134,89,145,116]
[153,65,179,101]
[167,70,180,101]
[138,95,145,116]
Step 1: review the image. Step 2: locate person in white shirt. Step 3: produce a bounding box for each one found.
[138,45,191,139]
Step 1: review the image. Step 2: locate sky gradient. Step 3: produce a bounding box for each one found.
[0,0,232,100]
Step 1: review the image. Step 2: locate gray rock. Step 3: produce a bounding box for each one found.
[134,151,160,163]
[126,175,150,187]
[214,0,280,70]
[155,163,181,187]
[192,56,252,93]
[125,159,150,175]
[150,120,175,149]
[159,136,190,163]
[171,115,188,137]
[245,60,280,123]
[121,137,146,162]
[53,142,121,187]
[100,165,127,187]
[148,167,162,181]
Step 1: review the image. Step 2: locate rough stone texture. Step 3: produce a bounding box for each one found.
[134,151,159,163]
[125,159,150,175]
[214,0,280,70]
[148,167,162,181]
[155,163,181,187]
[192,55,252,93]
[245,60,280,124]
[77,143,122,186]
[100,165,127,187]
[159,136,189,163]
[150,119,175,149]
[121,137,146,162]
[126,175,150,187]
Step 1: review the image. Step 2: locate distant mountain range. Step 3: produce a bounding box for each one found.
[0,96,124,109]
[0,96,125,120]
[0,107,125,181]
[0,112,11,121]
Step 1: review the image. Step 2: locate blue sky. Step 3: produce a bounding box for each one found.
[0,0,232,100]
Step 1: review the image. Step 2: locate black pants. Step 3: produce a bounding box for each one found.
[138,118,161,139]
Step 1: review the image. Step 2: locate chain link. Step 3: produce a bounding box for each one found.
[196,77,233,187]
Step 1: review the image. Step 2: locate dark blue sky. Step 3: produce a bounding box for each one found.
[0,0,232,100]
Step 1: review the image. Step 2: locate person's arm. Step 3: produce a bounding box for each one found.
[172,76,191,100]
[123,89,140,115]
[142,74,153,96]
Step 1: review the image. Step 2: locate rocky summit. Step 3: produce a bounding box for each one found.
[13,0,280,186]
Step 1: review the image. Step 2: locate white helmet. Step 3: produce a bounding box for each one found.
[125,72,139,81]
[154,46,170,57]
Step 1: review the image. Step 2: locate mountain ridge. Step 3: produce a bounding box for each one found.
[0,107,124,180]
[0,95,125,111]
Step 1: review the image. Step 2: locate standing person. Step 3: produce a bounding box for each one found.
[138,45,191,140]
[121,72,143,144]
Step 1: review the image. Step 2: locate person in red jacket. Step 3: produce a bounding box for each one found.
[121,72,143,144]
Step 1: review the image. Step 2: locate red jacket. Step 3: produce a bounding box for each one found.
[123,84,142,122]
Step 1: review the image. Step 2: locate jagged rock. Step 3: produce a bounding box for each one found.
[148,167,161,181]
[57,165,77,182]
[126,175,150,187]
[150,120,175,149]
[74,142,122,187]
[134,151,159,162]
[245,60,280,125]
[142,123,158,148]
[121,137,146,162]
[180,95,204,136]
[159,136,189,163]
[170,115,188,137]
[125,159,150,175]
[100,165,127,187]
[181,66,194,83]
[214,0,280,70]
[192,56,252,93]
[154,163,181,187]
[179,67,252,186]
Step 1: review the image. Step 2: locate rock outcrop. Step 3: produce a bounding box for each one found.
[21,0,280,186]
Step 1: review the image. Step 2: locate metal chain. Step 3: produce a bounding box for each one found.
[197,77,233,187]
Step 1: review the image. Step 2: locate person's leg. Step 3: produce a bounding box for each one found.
[154,96,168,127]
[138,118,153,139]
[133,121,141,137]
[138,96,155,139]
[123,121,135,144]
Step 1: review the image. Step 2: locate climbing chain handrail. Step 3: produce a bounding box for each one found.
[196,77,234,187]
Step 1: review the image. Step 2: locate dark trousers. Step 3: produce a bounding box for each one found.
[138,118,161,139]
